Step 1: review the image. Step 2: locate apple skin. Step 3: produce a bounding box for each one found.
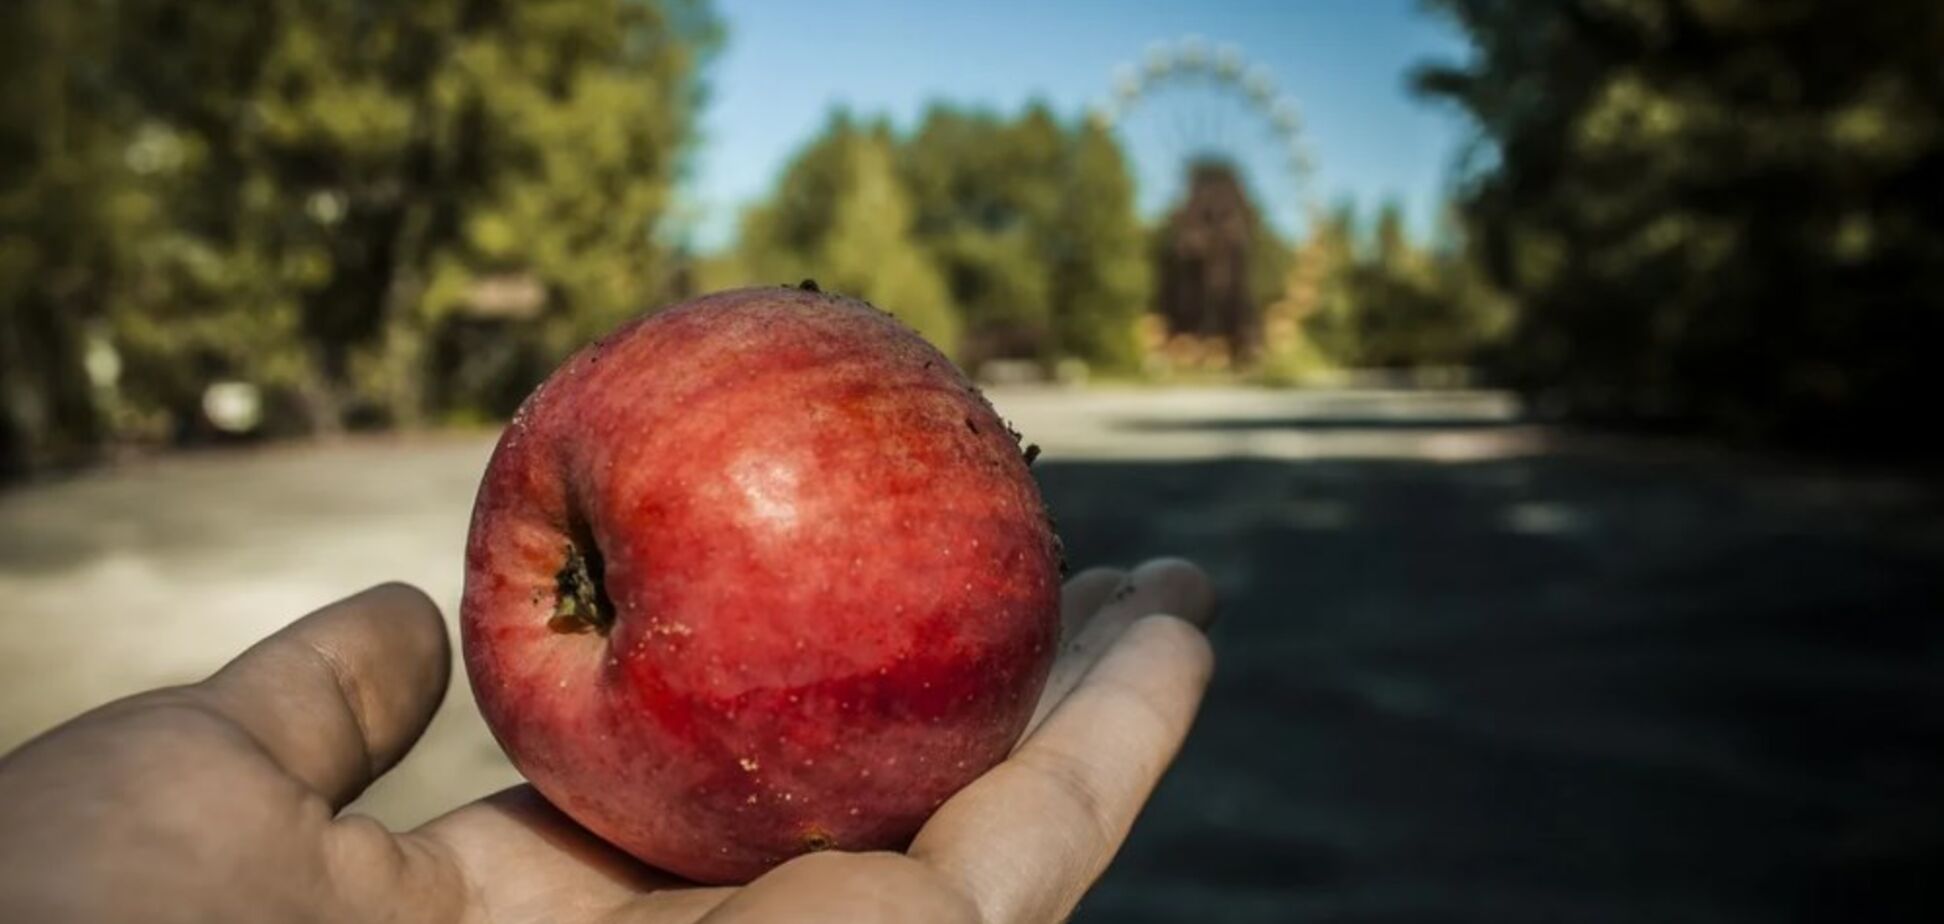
[460,285,1062,883]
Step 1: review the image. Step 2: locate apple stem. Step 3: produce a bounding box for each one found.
[549,541,614,635]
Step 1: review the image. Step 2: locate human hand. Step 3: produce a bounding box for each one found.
[0,559,1214,923]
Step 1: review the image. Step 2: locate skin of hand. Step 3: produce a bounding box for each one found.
[0,558,1215,924]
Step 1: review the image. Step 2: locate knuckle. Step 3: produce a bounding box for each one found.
[1011,748,1115,859]
[1087,674,1182,747]
[298,637,381,781]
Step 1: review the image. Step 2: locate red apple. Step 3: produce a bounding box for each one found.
[460,284,1063,883]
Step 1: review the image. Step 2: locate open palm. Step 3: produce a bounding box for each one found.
[0,560,1214,923]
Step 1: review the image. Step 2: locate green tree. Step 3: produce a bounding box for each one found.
[0,0,136,472]
[898,104,1065,364]
[1420,0,1944,449]
[730,103,1153,371]
[898,103,1154,370]
[730,116,959,353]
[1291,198,1506,371]
[2,0,716,467]
[1299,203,1369,364]
[1043,117,1150,371]
[122,0,716,428]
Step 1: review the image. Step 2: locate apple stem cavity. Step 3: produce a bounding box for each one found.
[549,536,615,635]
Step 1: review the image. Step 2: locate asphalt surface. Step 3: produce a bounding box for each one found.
[3,387,1941,922]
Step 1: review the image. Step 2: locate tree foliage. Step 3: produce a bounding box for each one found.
[1,0,715,471]
[725,103,1151,372]
[1,0,128,472]
[1300,201,1509,369]
[1420,0,1944,447]
[897,105,1064,364]
[728,116,959,354]
[1043,119,1152,371]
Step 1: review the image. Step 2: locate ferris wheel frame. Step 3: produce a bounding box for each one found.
[1090,35,1321,232]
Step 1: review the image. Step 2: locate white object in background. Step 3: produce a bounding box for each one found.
[202,381,263,434]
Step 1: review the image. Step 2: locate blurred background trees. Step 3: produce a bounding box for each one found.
[1296,200,1508,372]
[718,104,1152,374]
[1419,0,1944,448]
[713,115,960,355]
[8,0,1943,477]
[2,0,128,474]
[2,0,716,473]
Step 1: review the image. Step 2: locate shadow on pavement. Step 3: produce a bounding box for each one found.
[1117,416,1525,433]
[1036,455,1944,923]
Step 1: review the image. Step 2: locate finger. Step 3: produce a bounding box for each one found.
[1059,566,1127,641]
[1025,557,1214,738]
[911,613,1214,924]
[192,582,450,807]
[412,786,734,923]
[697,851,977,924]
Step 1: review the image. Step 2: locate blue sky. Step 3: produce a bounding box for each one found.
[684,0,1475,251]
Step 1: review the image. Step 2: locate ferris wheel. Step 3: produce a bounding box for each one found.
[1091,36,1320,236]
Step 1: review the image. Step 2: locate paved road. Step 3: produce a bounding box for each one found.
[3,388,1941,922]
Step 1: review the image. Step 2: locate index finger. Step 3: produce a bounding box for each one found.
[1026,558,1214,738]
[909,565,1215,924]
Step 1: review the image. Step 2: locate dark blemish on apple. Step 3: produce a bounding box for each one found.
[798,278,820,293]
[800,829,835,853]
[964,415,977,434]
[549,533,615,635]
[1022,443,1041,465]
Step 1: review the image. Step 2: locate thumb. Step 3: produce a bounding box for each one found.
[194,583,452,807]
